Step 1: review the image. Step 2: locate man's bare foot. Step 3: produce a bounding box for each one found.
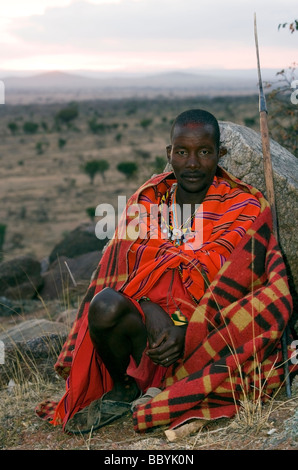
[103,377,140,403]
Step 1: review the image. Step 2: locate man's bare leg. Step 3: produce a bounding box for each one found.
[88,287,147,402]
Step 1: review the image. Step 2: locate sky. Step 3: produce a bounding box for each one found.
[0,0,297,75]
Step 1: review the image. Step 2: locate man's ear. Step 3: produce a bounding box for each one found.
[219,146,227,158]
[166,145,172,162]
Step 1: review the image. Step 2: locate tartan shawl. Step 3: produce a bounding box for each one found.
[36,168,297,430]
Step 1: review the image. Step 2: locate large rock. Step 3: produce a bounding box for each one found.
[39,250,102,300]
[218,122,298,314]
[165,122,298,318]
[0,255,43,300]
[0,319,69,385]
[48,223,107,264]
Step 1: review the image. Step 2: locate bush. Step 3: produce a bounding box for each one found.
[86,207,96,221]
[117,161,138,179]
[152,156,166,174]
[0,224,6,262]
[140,118,153,130]
[55,103,79,125]
[266,65,298,157]
[82,159,110,184]
[23,121,39,134]
[58,138,67,149]
[7,122,18,134]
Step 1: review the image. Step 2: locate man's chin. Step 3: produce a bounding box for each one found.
[179,181,208,194]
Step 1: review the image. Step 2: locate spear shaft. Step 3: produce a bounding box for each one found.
[254,13,278,238]
[254,13,291,397]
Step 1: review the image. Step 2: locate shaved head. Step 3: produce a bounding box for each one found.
[170,109,220,150]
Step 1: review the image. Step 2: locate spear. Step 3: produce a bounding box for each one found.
[253,13,291,397]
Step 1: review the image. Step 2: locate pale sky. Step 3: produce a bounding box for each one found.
[0,0,297,74]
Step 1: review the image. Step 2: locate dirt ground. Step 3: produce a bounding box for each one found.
[0,375,297,451]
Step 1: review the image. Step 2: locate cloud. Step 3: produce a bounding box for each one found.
[8,0,297,47]
[1,0,297,71]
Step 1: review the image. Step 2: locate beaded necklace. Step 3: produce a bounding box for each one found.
[159,183,199,246]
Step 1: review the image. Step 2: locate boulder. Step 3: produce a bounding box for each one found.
[0,296,21,316]
[48,223,107,264]
[218,122,298,318]
[39,250,102,299]
[0,255,43,300]
[0,319,69,385]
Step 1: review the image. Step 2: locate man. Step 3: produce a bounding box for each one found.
[37,109,296,434]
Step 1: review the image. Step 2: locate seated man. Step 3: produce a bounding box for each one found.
[37,109,297,434]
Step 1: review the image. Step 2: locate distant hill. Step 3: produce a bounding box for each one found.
[0,69,276,103]
[2,69,258,90]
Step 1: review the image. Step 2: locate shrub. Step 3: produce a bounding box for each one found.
[23,121,39,134]
[86,207,96,221]
[152,156,166,174]
[58,138,67,149]
[0,224,6,262]
[140,118,153,130]
[7,122,18,134]
[82,159,110,184]
[117,161,138,179]
[55,103,79,125]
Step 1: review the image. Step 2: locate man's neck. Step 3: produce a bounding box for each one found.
[175,186,208,208]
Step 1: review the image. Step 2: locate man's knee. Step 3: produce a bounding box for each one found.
[88,287,126,332]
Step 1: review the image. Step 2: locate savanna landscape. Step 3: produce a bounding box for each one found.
[0,83,297,452]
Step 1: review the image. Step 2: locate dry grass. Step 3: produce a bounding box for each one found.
[0,373,297,450]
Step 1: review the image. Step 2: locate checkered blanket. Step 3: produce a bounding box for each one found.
[132,198,296,431]
[36,169,297,430]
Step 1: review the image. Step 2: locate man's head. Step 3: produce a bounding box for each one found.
[167,109,225,203]
[170,109,220,150]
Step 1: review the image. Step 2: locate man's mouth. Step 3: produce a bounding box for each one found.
[182,173,203,182]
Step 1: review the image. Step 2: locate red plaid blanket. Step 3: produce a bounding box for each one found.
[36,169,297,430]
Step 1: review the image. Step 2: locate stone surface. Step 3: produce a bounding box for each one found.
[0,319,69,385]
[48,222,107,264]
[219,121,298,317]
[39,250,102,299]
[0,255,43,300]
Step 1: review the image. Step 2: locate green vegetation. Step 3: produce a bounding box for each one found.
[23,121,39,134]
[7,122,18,134]
[82,159,110,183]
[0,224,6,262]
[55,103,79,125]
[117,161,138,179]
[267,64,298,158]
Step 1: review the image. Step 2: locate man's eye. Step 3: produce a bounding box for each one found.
[200,150,209,157]
[177,150,187,156]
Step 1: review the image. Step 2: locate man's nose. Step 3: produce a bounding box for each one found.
[186,152,200,168]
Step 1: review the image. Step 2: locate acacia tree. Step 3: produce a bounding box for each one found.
[82,159,110,184]
[117,161,138,179]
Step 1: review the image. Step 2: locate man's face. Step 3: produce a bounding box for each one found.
[167,123,220,199]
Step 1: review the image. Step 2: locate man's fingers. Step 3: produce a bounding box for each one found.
[150,332,167,349]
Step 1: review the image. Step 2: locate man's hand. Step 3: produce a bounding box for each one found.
[140,300,187,367]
